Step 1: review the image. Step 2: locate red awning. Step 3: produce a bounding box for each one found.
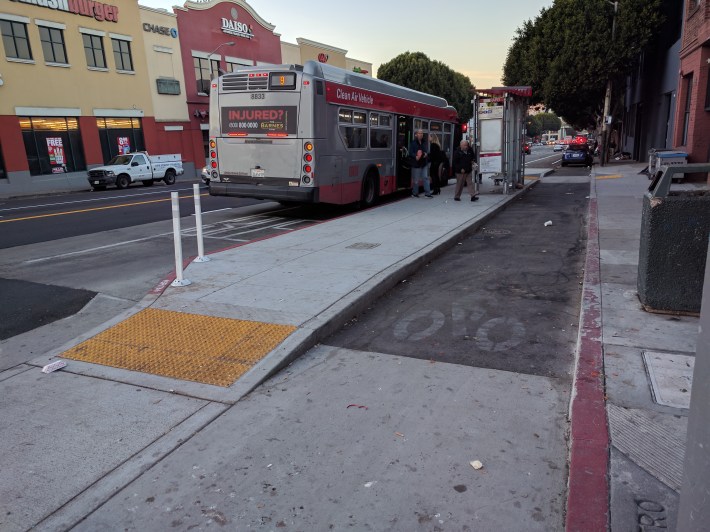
[476,86,533,98]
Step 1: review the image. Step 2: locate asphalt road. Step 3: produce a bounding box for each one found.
[0,183,397,367]
[327,178,589,380]
[0,182,238,249]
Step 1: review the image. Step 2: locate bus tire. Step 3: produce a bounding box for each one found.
[361,171,378,208]
[436,161,450,188]
[163,169,176,185]
[116,174,130,189]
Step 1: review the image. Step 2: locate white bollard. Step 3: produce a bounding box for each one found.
[170,191,191,287]
[192,183,210,263]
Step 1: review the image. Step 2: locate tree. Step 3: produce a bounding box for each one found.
[377,52,475,123]
[503,0,665,129]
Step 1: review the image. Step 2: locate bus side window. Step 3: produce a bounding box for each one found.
[315,80,324,96]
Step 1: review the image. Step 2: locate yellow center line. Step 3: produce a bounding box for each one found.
[0,193,208,224]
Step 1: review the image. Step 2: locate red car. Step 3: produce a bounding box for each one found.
[523,143,531,155]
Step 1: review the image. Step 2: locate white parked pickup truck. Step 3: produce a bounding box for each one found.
[87,152,184,190]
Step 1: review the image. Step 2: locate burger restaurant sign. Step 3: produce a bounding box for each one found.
[10,0,120,22]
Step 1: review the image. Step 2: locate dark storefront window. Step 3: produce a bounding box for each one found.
[0,142,6,179]
[83,33,106,68]
[112,38,133,71]
[194,56,219,94]
[97,117,144,162]
[1,20,32,60]
[19,117,86,176]
[39,26,67,64]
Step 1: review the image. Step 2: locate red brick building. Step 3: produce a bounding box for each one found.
[174,0,281,170]
[674,0,710,165]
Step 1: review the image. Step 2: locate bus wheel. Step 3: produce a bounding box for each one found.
[361,172,378,208]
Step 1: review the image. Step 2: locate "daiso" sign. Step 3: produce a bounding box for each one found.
[221,17,253,39]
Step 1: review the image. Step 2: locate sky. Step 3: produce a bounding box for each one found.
[139,0,553,88]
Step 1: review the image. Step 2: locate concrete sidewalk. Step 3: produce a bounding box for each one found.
[0,165,700,530]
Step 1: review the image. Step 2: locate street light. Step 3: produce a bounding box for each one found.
[207,41,235,78]
[600,1,618,166]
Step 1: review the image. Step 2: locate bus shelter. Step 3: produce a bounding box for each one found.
[471,86,532,194]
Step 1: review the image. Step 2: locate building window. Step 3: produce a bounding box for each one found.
[682,74,693,146]
[226,59,252,72]
[19,117,86,176]
[1,20,32,60]
[39,26,67,64]
[96,117,144,162]
[194,56,219,94]
[705,73,710,111]
[83,33,106,69]
[112,38,133,71]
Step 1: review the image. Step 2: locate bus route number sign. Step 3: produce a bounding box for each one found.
[221,106,297,135]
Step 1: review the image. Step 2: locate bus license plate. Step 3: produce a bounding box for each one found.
[251,168,265,178]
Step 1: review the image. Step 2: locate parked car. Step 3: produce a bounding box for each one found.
[88,152,184,190]
[553,143,564,152]
[201,166,210,185]
[561,143,593,166]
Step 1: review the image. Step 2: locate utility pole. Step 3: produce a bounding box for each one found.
[677,243,710,530]
[600,1,618,167]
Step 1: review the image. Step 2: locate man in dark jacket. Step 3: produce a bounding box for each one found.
[452,139,479,201]
[408,129,432,198]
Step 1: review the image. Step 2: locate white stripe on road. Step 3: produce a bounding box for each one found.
[0,185,207,213]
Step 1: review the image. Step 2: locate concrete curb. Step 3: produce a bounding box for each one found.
[566,190,610,530]
[229,180,542,403]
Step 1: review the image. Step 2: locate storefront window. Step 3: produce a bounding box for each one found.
[0,142,6,179]
[19,117,86,176]
[96,117,145,162]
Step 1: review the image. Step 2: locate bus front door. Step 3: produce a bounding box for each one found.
[396,115,413,189]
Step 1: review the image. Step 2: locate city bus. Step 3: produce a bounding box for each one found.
[207,61,458,207]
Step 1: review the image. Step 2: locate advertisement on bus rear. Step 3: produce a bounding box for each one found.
[221,106,297,135]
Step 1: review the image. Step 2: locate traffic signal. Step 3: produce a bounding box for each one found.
[462,123,468,133]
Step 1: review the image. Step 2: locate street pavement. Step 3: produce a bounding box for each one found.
[0,163,701,531]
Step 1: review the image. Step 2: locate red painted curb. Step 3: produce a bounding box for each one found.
[565,197,610,531]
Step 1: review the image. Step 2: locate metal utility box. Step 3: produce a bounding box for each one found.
[655,151,688,173]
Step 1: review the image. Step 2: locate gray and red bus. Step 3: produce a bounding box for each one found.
[208,60,458,206]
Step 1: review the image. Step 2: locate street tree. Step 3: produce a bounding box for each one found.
[526,112,562,138]
[503,0,665,129]
[377,52,475,123]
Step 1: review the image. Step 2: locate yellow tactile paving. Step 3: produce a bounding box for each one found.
[61,308,296,387]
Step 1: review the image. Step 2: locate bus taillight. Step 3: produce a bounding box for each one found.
[304,142,313,151]
[303,164,312,173]
[209,139,216,149]
[304,153,313,162]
